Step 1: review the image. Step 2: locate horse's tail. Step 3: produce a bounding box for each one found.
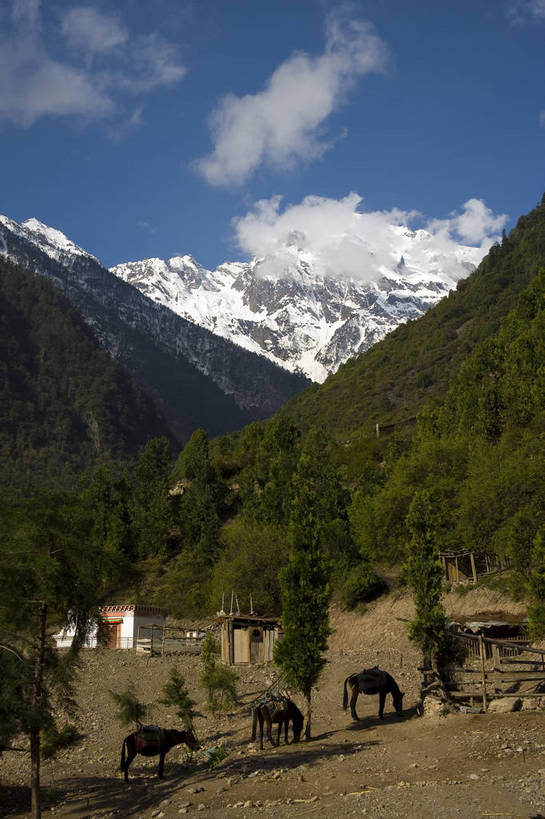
[342,676,351,710]
[120,737,127,771]
[251,707,258,741]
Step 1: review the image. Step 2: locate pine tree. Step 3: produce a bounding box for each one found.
[0,489,106,819]
[274,434,332,740]
[405,491,451,668]
[159,668,202,730]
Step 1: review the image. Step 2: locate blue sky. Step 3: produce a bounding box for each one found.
[0,0,544,270]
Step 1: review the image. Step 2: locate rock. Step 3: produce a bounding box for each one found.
[422,697,447,718]
[243,801,252,808]
[197,805,206,812]
[522,698,543,711]
[487,698,522,713]
[469,773,479,780]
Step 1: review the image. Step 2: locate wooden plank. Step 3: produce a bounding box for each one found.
[470,552,478,584]
[479,635,487,711]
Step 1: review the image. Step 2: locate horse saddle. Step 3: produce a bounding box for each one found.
[355,667,381,695]
[259,693,286,720]
[136,725,164,752]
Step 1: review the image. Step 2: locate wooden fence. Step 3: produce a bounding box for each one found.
[422,631,545,712]
[136,625,205,656]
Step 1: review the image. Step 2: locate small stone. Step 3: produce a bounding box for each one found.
[197,805,206,812]
[243,801,252,808]
[469,773,479,781]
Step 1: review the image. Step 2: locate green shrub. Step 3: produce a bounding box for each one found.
[200,633,238,713]
[340,562,387,609]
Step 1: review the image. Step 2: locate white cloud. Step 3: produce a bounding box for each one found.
[62,7,128,58]
[508,0,545,22]
[427,199,508,247]
[0,2,186,129]
[233,193,508,282]
[110,33,187,94]
[197,13,389,187]
[0,36,112,126]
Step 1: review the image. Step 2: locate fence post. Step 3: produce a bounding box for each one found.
[479,635,487,711]
[492,643,500,670]
[470,552,478,584]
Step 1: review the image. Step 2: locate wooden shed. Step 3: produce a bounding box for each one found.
[218,614,281,666]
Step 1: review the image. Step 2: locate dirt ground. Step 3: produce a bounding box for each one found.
[3,587,545,819]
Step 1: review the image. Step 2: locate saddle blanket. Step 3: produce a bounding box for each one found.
[135,726,165,752]
[355,667,382,695]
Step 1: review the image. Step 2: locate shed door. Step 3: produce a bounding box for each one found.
[250,628,263,664]
[106,623,120,649]
[234,628,250,663]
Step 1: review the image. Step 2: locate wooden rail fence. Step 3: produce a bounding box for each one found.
[422,631,545,712]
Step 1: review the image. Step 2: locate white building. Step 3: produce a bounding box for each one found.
[54,604,166,650]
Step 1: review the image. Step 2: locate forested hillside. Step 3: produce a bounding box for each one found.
[0,258,173,486]
[4,197,545,622]
[275,195,545,472]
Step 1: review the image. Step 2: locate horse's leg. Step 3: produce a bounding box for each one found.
[265,713,275,747]
[378,689,386,719]
[258,711,264,750]
[276,719,282,747]
[124,747,136,783]
[158,750,165,779]
[251,709,258,742]
[350,687,360,721]
[284,716,289,745]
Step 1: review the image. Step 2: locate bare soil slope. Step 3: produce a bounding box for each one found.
[2,588,544,819]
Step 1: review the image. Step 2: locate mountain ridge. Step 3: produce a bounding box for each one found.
[0,215,309,443]
[110,224,483,382]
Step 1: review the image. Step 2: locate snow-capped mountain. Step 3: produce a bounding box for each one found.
[111,227,481,382]
[0,215,309,442]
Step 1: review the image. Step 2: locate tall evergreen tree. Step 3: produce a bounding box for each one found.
[0,489,106,819]
[274,433,332,740]
[405,491,451,669]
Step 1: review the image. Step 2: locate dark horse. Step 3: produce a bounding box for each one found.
[120,727,200,782]
[342,667,404,721]
[251,698,304,750]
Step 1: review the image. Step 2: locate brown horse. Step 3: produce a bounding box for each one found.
[251,698,304,750]
[120,727,200,782]
[342,667,404,721]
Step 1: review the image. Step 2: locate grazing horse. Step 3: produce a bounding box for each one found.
[251,697,304,750]
[343,667,404,721]
[120,727,200,782]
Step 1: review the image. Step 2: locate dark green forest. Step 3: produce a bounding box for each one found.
[0,257,173,486]
[3,196,545,624]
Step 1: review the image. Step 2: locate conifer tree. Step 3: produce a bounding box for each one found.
[274,432,332,740]
[405,491,451,669]
[160,668,202,729]
[0,489,106,819]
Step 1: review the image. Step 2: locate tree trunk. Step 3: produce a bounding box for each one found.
[304,687,312,741]
[31,602,47,819]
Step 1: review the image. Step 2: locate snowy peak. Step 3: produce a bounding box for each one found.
[111,227,481,383]
[0,214,96,265]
